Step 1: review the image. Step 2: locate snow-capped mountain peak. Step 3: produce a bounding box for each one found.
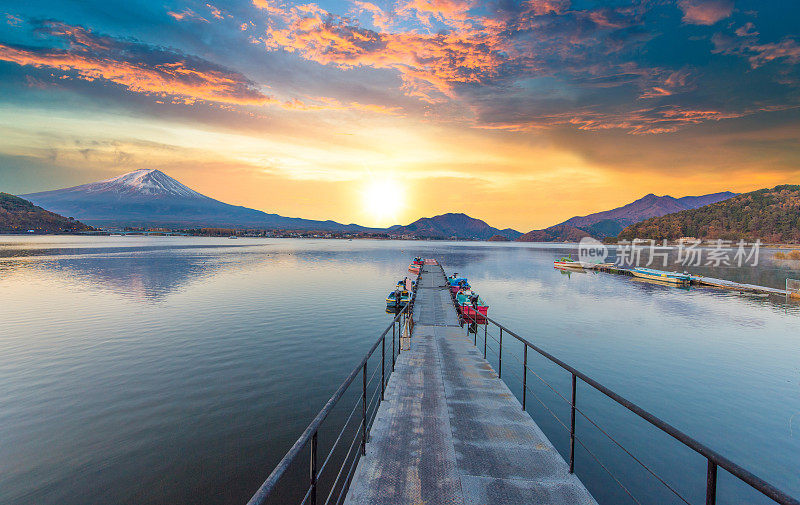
[81,169,205,198]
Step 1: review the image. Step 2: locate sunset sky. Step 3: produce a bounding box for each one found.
[0,0,798,230]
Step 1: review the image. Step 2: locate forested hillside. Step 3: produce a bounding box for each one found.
[618,185,800,243]
[0,193,93,233]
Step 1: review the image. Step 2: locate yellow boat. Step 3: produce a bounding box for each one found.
[630,267,690,285]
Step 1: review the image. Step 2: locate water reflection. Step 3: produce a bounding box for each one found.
[0,237,798,505]
[2,250,244,302]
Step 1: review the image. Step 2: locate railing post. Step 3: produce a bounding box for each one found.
[392,319,396,371]
[398,312,402,357]
[310,431,318,505]
[522,345,528,410]
[706,460,717,505]
[498,327,503,379]
[381,335,385,401]
[361,363,367,456]
[483,323,487,359]
[569,373,576,473]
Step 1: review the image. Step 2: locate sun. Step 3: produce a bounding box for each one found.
[362,179,405,226]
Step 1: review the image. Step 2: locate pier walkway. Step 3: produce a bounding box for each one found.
[343,263,597,505]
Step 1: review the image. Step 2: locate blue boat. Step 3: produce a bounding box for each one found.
[447,275,468,286]
[631,267,691,285]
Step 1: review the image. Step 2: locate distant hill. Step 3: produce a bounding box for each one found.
[487,234,510,242]
[21,169,377,231]
[0,193,93,233]
[517,191,737,242]
[618,185,800,243]
[517,224,591,242]
[559,192,737,236]
[388,213,522,240]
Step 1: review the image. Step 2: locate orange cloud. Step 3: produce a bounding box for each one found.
[0,23,272,105]
[256,3,512,101]
[206,4,224,20]
[0,21,409,116]
[640,68,692,98]
[167,9,209,23]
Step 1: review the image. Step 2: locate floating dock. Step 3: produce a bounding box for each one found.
[581,263,793,297]
[344,262,597,505]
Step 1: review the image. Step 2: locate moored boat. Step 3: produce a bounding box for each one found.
[386,289,411,308]
[456,291,488,323]
[408,257,424,273]
[630,267,690,285]
[396,278,415,291]
[554,254,582,269]
[450,279,470,294]
[447,275,469,294]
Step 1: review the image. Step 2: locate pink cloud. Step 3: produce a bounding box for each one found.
[746,39,800,68]
[713,30,800,69]
[735,22,758,37]
[677,0,733,25]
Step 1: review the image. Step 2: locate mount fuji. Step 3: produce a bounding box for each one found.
[21,169,373,231]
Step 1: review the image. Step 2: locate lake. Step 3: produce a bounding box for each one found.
[0,236,798,505]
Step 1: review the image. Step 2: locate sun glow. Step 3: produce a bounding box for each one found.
[362,179,405,227]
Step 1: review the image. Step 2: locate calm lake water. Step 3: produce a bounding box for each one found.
[0,236,798,505]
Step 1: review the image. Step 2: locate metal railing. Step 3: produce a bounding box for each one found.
[457,306,799,505]
[245,280,418,505]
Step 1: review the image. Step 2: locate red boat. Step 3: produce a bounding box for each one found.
[456,291,488,324]
[460,304,488,324]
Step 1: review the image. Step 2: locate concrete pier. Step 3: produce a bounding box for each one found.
[344,262,597,505]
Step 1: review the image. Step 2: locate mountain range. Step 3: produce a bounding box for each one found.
[619,185,800,243]
[518,191,737,241]
[19,169,523,239]
[21,169,376,231]
[15,168,742,241]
